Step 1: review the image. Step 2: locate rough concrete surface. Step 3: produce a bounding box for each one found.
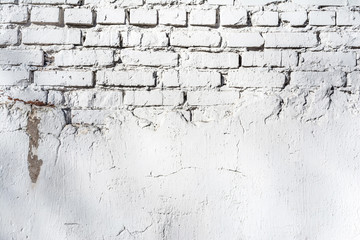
[2,0,360,239]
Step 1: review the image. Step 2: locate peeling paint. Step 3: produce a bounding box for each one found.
[26,108,43,183]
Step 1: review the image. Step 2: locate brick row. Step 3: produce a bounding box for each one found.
[3,5,360,28]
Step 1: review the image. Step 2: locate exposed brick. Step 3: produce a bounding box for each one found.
[31,7,60,24]
[252,11,279,26]
[223,32,264,48]
[130,9,158,26]
[54,50,114,67]
[124,90,184,106]
[291,71,345,87]
[121,50,179,67]
[337,10,360,26]
[264,33,318,48]
[170,30,221,47]
[179,70,222,87]
[220,7,247,27]
[183,52,239,69]
[320,32,360,48]
[34,71,94,87]
[0,71,29,86]
[23,28,81,45]
[309,11,336,26]
[97,7,126,25]
[190,9,217,26]
[96,70,155,87]
[0,50,43,66]
[0,5,28,24]
[281,11,308,26]
[242,50,298,68]
[228,69,286,88]
[300,52,356,70]
[159,8,187,26]
[160,70,180,87]
[0,29,18,46]
[83,30,121,47]
[64,8,93,26]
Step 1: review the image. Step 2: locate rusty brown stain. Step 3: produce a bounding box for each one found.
[26,108,43,183]
[7,96,55,107]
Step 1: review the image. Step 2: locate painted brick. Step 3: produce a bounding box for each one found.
[0,50,43,66]
[121,50,179,67]
[96,70,156,87]
[54,50,114,66]
[23,28,81,45]
[159,8,187,26]
[228,69,286,88]
[170,30,221,47]
[190,9,217,26]
[264,33,318,48]
[31,7,60,24]
[34,71,94,87]
[183,52,239,69]
[0,71,29,86]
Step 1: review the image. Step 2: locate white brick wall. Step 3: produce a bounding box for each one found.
[2,2,360,240]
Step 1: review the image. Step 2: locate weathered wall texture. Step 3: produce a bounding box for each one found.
[2,0,360,239]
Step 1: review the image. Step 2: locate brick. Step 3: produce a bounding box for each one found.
[252,11,279,26]
[0,50,43,66]
[97,7,126,25]
[34,71,94,87]
[124,90,184,106]
[170,30,221,47]
[0,71,29,86]
[0,5,28,24]
[160,70,179,87]
[292,0,346,6]
[121,30,142,47]
[31,7,60,24]
[220,7,247,27]
[65,8,93,26]
[242,50,298,68]
[208,0,233,5]
[187,91,239,106]
[0,29,18,46]
[23,28,81,45]
[349,0,360,6]
[228,69,286,88]
[21,0,65,4]
[141,31,168,47]
[179,70,221,87]
[66,90,124,109]
[337,11,360,26]
[184,52,239,69]
[54,50,114,67]
[320,32,360,48]
[264,33,318,48]
[130,9,157,26]
[291,71,345,87]
[223,32,264,48]
[72,110,112,125]
[121,50,178,67]
[96,70,155,87]
[309,11,336,26]
[83,30,121,47]
[239,0,284,5]
[190,9,217,26]
[300,52,356,70]
[159,8,187,26]
[348,72,360,88]
[281,11,307,26]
